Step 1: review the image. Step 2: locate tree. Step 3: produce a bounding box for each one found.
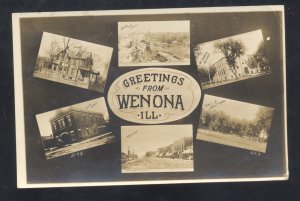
[215,39,245,79]
[247,41,270,72]
[254,107,274,134]
[247,56,259,69]
[253,41,270,72]
[198,66,217,84]
[209,66,217,81]
[56,37,70,82]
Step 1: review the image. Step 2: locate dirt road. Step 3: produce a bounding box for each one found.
[122,156,193,173]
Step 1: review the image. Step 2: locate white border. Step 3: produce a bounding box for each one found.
[12,5,288,188]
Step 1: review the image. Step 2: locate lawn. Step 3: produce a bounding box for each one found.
[197,129,267,153]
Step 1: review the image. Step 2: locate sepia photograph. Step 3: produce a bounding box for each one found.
[121,125,194,173]
[118,21,190,66]
[13,6,287,188]
[197,95,274,153]
[36,98,114,160]
[194,29,271,89]
[33,32,113,92]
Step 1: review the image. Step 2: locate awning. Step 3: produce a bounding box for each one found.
[181,149,193,154]
[165,152,172,156]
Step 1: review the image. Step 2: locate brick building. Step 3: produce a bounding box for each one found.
[49,109,107,146]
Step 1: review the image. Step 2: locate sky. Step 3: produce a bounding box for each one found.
[196,29,264,68]
[202,95,263,121]
[118,21,190,33]
[121,125,192,157]
[38,32,113,78]
[36,98,109,137]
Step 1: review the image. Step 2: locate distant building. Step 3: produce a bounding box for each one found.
[122,148,138,163]
[49,109,107,147]
[121,152,129,163]
[210,55,261,83]
[172,137,193,152]
[41,135,56,150]
[155,137,193,159]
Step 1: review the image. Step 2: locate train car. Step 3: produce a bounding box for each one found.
[49,109,108,147]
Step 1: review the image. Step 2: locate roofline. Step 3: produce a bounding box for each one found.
[50,109,104,122]
[209,54,253,68]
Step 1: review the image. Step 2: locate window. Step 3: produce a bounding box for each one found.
[61,119,65,127]
[57,120,61,129]
[86,128,89,135]
[52,122,57,131]
[57,119,65,129]
[66,115,72,127]
[83,115,86,123]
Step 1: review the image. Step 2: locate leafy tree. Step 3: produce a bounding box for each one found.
[215,39,245,79]
[246,41,270,72]
[198,68,210,83]
[253,41,270,72]
[209,66,217,80]
[198,66,217,84]
[199,108,273,139]
[254,107,274,134]
[247,56,259,69]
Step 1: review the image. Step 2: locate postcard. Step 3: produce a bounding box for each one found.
[13,6,287,188]
[121,125,194,173]
[194,29,271,89]
[196,95,274,153]
[118,21,190,66]
[36,97,114,159]
[33,32,113,92]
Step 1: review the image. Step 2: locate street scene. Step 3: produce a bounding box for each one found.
[122,156,193,173]
[194,29,271,89]
[197,95,274,153]
[121,125,194,173]
[33,32,113,92]
[36,97,113,160]
[118,21,190,66]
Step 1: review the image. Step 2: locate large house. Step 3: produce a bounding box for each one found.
[48,109,107,147]
[210,55,262,83]
[37,48,100,86]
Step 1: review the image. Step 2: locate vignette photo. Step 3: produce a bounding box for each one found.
[197,95,274,153]
[34,32,113,92]
[118,21,190,66]
[121,125,194,173]
[194,29,271,89]
[36,98,114,160]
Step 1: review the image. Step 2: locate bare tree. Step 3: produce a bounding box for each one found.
[215,39,245,79]
[57,37,70,82]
